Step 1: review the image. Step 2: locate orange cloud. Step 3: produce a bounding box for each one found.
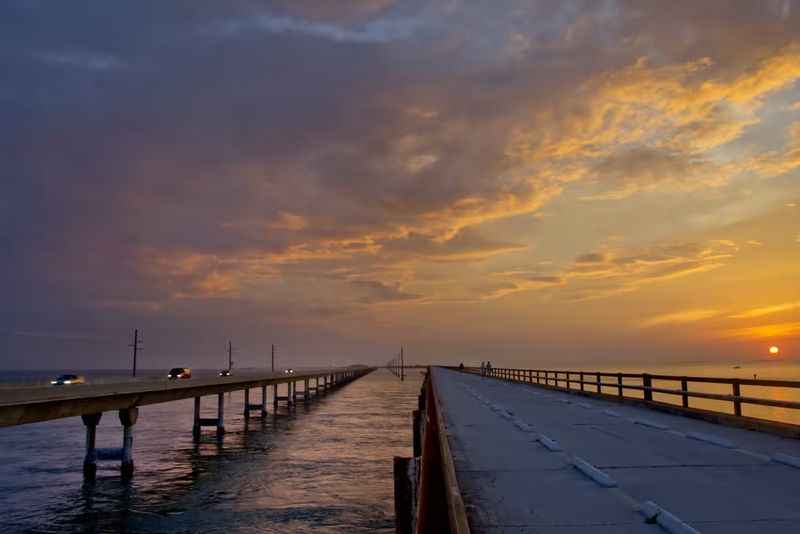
[719,321,800,340]
[639,308,720,328]
[730,301,800,319]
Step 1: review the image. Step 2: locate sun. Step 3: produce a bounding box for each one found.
[769,346,780,355]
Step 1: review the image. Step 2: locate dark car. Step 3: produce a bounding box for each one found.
[219,369,231,377]
[50,374,85,385]
[167,367,192,380]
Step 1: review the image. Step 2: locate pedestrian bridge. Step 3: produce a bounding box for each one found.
[404,367,800,534]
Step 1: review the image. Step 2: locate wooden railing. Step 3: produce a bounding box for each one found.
[470,367,800,425]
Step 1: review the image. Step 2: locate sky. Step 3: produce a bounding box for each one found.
[1,1,799,370]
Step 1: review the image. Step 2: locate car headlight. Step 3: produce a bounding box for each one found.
[63,380,71,384]
[50,380,58,385]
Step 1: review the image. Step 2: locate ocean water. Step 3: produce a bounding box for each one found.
[0,369,424,533]
[549,359,800,425]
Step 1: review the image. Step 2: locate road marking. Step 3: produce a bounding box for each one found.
[538,435,562,452]
[572,457,617,488]
[631,418,670,430]
[772,452,800,468]
[639,500,701,534]
[513,419,535,432]
[686,431,736,449]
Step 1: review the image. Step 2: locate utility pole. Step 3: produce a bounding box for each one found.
[271,344,275,373]
[129,329,142,377]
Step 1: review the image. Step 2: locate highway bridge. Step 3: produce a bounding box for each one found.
[0,367,372,478]
[402,367,800,534]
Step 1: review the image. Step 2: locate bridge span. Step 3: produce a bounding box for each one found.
[404,367,800,534]
[0,367,372,479]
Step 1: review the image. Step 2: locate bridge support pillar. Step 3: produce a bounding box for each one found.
[244,388,250,421]
[217,393,225,437]
[81,412,102,480]
[119,407,138,479]
[304,378,310,402]
[193,396,201,441]
[261,385,268,418]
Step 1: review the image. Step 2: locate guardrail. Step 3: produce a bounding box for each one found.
[465,366,800,437]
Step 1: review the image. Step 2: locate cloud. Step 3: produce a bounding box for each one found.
[640,308,720,328]
[730,301,800,319]
[582,147,729,200]
[746,121,800,177]
[719,321,800,340]
[3,1,800,366]
[485,240,738,301]
[351,280,421,304]
[34,49,125,71]
[207,13,422,43]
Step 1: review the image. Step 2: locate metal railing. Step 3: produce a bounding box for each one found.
[471,367,800,424]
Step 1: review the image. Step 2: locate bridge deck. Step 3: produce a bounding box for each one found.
[0,368,365,427]
[432,367,800,533]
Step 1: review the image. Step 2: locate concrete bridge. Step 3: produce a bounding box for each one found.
[400,367,800,534]
[0,367,372,479]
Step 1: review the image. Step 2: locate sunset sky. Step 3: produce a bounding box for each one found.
[2,1,799,370]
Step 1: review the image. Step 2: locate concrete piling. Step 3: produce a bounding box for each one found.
[81,412,102,479]
[193,396,201,441]
[217,393,225,437]
[119,407,138,479]
[261,385,268,418]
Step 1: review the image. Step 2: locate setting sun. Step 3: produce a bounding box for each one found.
[769,346,780,355]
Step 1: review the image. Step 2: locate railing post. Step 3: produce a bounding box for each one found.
[681,378,689,408]
[596,372,601,393]
[617,373,623,397]
[566,372,571,390]
[580,372,584,391]
[536,370,540,384]
[732,380,742,416]
[643,374,653,401]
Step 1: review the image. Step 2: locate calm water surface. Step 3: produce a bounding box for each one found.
[0,369,423,533]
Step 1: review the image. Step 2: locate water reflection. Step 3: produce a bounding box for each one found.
[0,370,422,533]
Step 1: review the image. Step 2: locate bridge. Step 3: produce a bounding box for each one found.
[400,367,800,534]
[0,367,372,479]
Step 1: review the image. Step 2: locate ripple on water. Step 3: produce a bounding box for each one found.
[0,370,422,533]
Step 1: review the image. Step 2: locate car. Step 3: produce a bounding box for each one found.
[284,368,294,374]
[167,367,192,380]
[219,369,231,377]
[50,374,85,385]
